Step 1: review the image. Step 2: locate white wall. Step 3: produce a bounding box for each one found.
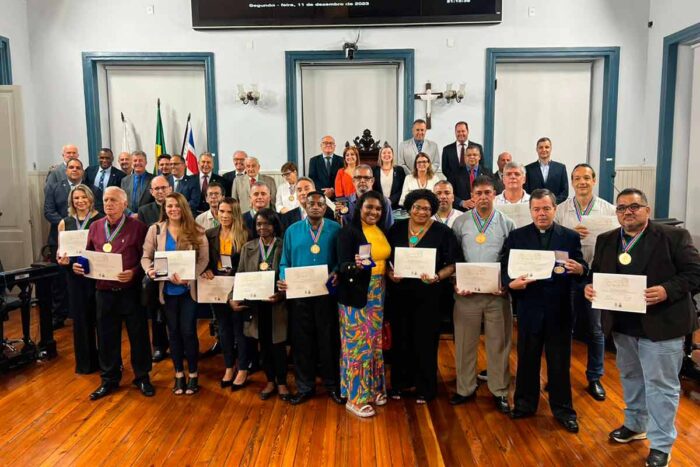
[2,0,654,175]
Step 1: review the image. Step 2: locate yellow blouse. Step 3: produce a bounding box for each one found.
[217,233,233,270]
[362,222,391,275]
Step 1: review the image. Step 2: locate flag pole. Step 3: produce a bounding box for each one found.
[179,113,191,157]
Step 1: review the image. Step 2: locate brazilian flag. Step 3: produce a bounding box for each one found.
[154,99,166,174]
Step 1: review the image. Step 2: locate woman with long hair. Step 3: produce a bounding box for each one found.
[201,197,250,390]
[335,146,359,198]
[141,192,209,395]
[57,184,103,374]
[398,152,443,206]
[372,144,405,210]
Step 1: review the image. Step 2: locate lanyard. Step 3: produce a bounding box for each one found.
[104,215,126,243]
[574,197,595,222]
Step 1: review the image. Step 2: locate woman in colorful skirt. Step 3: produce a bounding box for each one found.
[336,191,391,417]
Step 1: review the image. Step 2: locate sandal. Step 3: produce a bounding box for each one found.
[172,376,186,395]
[388,389,402,400]
[185,376,199,395]
[346,403,376,418]
[416,396,427,405]
[374,393,388,406]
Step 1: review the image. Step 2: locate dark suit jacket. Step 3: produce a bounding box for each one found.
[121,172,154,210]
[501,223,588,333]
[222,171,244,197]
[308,154,344,192]
[243,211,257,239]
[441,140,483,182]
[84,165,126,212]
[169,174,201,214]
[197,172,226,213]
[592,222,700,341]
[524,160,569,204]
[137,201,162,226]
[280,207,335,232]
[449,164,498,210]
[44,179,73,246]
[336,224,373,309]
[372,166,406,209]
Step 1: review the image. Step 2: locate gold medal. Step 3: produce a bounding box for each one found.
[475,233,487,244]
[310,244,321,254]
[340,206,349,215]
[618,252,632,265]
[553,265,566,274]
[361,258,372,267]
[289,195,295,201]
[259,261,269,271]
[103,243,112,253]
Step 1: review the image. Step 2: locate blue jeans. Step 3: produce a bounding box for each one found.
[163,292,199,373]
[572,282,604,382]
[613,332,684,453]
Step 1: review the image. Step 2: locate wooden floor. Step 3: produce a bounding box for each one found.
[1,309,699,466]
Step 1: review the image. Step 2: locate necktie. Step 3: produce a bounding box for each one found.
[325,157,331,174]
[249,177,255,188]
[132,175,140,211]
[469,168,476,187]
[459,144,465,163]
[202,174,209,194]
[97,170,106,191]
[174,179,179,192]
[415,140,424,152]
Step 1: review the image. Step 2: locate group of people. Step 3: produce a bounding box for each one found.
[40,118,700,467]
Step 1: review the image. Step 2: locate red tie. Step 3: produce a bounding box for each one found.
[469,168,475,187]
[202,174,209,194]
[249,177,255,188]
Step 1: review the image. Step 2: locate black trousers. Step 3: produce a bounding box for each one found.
[291,295,339,394]
[391,292,441,400]
[49,245,69,321]
[514,321,577,421]
[95,287,152,384]
[66,271,99,374]
[212,303,251,370]
[258,302,287,386]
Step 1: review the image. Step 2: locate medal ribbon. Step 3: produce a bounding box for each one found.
[574,197,595,222]
[74,215,91,230]
[619,224,647,254]
[104,215,126,244]
[471,209,496,234]
[258,238,276,263]
[307,219,324,246]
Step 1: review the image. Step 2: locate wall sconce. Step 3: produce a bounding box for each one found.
[444,83,465,103]
[237,84,261,105]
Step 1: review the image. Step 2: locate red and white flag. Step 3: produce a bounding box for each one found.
[184,121,199,175]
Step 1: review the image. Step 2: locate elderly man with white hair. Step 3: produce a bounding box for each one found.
[45,144,80,186]
[231,156,277,211]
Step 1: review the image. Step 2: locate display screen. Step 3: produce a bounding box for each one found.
[192,0,502,29]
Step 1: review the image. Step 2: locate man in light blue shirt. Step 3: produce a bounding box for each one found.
[278,191,344,406]
[450,175,515,413]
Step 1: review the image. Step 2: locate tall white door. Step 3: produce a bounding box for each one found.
[300,64,399,173]
[0,86,33,270]
[494,62,593,196]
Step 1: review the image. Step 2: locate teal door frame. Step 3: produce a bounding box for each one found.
[0,35,11,85]
[285,49,415,166]
[484,47,620,202]
[654,22,700,218]
[81,52,218,169]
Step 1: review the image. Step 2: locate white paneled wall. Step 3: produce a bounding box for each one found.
[615,166,656,212]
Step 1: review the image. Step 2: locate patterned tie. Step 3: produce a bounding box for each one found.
[97,170,106,192]
[202,174,209,194]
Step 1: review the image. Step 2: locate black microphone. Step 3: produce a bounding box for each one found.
[611,169,621,194]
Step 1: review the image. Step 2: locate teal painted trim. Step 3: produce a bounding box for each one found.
[81,52,218,170]
[0,35,12,85]
[484,47,620,202]
[285,49,415,167]
[655,22,700,218]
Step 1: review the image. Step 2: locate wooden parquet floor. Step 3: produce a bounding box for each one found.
[1,308,699,466]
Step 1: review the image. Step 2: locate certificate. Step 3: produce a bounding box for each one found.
[58,230,89,257]
[284,265,329,299]
[154,250,196,281]
[507,249,555,280]
[83,250,123,281]
[456,263,500,294]
[197,276,236,303]
[232,271,276,301]
[393,247,436,279]
[495,203,532,228]
[592,273,647,314]
[580,215,619,246]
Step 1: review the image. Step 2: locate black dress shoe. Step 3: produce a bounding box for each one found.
[152,349,167,363]
[289,392,314,405]
[556,417,579,433]
[493,396,511,413]
[609,425,647,443]
[645,449,670,467]
[587,380,606,401]
[279,392,292,402]
[259,387,277,400]
[449,392,476,405]
[133,379,155,397]
[328,390,347,405]
[220,379,233,389]
[509,408,535,419]
[231,380,248,392]
[89,383,117,400]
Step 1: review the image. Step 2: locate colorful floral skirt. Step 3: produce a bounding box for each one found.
[339,274,386,405]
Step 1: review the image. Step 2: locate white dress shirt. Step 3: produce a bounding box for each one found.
[554,196,617,264]
[275,181,299,213]
[495,191,530,205]
[399,173,444,206]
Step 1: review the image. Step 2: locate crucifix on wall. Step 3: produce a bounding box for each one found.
[414,82,443,129]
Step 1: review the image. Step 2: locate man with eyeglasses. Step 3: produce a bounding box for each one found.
[555,163,617,402]
[308,136,344,199]
[584,188,700,467]
[276,162,299,214]
[195,181,224,230]
[341,165,394,229]
[222,150,248,196]
[502,188,587,433]
[450,143,499,211]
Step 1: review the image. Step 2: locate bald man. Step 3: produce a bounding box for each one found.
[46,144,81,187]
[230,156,277,210]
[494,152,512,188]
[118,152,133,175]
[222,150,248,196]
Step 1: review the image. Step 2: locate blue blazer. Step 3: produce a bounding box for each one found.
[308,154,344,192]
[500,222,588,333]
[84,165,126,212]
[169,174,201,214]
[524,160,569,204]
[43,180,73,246]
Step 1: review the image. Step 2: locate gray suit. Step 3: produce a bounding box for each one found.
[43,179,73,246]
[231,174,277,211]
[45,161,68,186]
[397,138,440,174]
[121,172,154,211]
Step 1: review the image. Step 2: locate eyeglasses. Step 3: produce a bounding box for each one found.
[416,160,430,165]
[353,176,373,181]
[411,205,432,213]
[615,203,647,213]
[322,142,335,146]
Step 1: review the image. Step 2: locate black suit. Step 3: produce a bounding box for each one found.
[137,202,162,227]
[336,225,373,309]
[197,172,226,213]
[243,211,257,239]
[84,165,126,212]
[441,141,483,182]
[592,222,700,341]
[222,171,244,197]
[169,174,201,214]
[524,160,569,204]
[501,223,588,420]
[449,164,497,210]
[372,166,406,209]
[308,154,343,193]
